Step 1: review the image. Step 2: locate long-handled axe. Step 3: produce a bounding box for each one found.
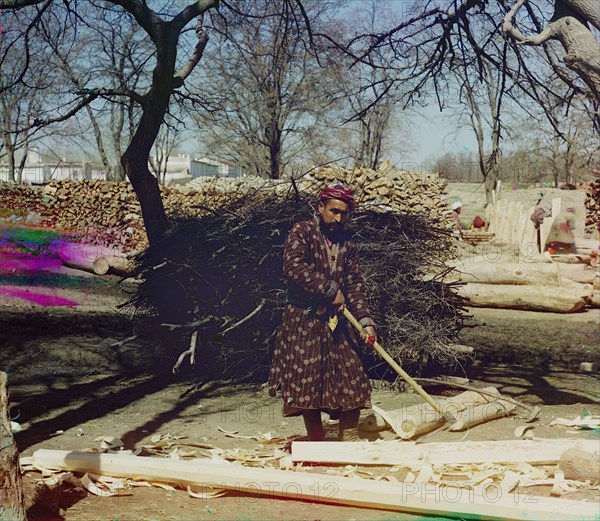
[342,307,458,424]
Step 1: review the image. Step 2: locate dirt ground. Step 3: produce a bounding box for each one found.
[2,254,599,521]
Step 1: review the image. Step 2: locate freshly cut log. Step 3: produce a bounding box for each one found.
[362,387,499,437]
[558,264,597,284]
[32,449,599,521]
[559,448,600,481]
[457,262,561,285]
[91,256,110,275]
[58,247,105,274]
[106,256,133,276]
[0,372,26,521]
[57,242,126,275]
[448,344,475,355]
[92,255,133,276]
[291,438,599,466]
[456,283,590,313]
[448,400,517,431]
[551,254,592,264]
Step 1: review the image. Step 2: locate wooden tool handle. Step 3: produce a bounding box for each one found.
[342,308,454,422]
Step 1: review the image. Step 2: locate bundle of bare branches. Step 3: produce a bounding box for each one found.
[128,190,466,382]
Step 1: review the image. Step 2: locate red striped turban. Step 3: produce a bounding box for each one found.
[320,184,355,209]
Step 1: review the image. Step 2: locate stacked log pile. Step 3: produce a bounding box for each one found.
[1,167,456,254]
[309,161,453,226]
[0,182,46,218]
[40,181,146,250]
[583,178,600,233]
[451,256,598,312]
[2,180,260,252]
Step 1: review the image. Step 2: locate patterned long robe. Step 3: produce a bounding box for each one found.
[268,218,374,416]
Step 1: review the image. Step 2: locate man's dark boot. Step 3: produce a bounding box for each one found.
[302,410,325,441]
[338,408,364,441]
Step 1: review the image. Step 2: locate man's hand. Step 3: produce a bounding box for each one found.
[332,289,345,313]
[361,325,377,345]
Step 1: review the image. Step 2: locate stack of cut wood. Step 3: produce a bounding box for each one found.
[459,230,495,245]
[0,182,46,218]
[486,199,540,247]
[34,180,264,251]
[40,180,147,251]
[309,161,452,225]
[1,171,457,254]
[21,179,302,251]
[451,257,597,312]
[583,178,600,233]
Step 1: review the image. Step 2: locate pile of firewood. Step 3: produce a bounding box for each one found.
[583,178,600,233]
[1,170,456,252]
[0,183,46,218]
[309,161,452,225]
[2,180,262,251]
[40,181,146,250]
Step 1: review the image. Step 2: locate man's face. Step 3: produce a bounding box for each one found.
[318,199,350,234]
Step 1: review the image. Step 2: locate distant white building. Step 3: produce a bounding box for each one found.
[152,154,246,182]
[0,149,245,184]
[0,148,105,184]
[191,157,244,179]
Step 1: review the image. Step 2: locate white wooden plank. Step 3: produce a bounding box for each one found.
[292,439,599,466]
[32,449,599,521]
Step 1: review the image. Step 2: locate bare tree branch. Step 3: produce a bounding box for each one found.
[173,14,209,85]
[0,0,45,8]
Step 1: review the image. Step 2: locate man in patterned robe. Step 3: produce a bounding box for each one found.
[268,185,377,441]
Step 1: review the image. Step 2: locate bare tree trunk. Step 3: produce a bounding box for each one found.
[122,134,168,244]
[268,125,282,180]
[121,25,179,244]
[16,149,27,185]
[504,0,600,101]
[111,91,130,182]
[87,105,113,180]
[0,372,26,521]
[5,142,16,183]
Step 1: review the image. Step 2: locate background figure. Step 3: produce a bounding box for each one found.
[545,207,577,254]
[450,201,464,231]
[530,200,552,229]
[472,215,487,230]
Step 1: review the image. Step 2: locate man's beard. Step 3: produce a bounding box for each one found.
[319,218,344,240]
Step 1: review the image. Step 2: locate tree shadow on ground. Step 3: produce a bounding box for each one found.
[468,364,599,405]
[14,374,171,451]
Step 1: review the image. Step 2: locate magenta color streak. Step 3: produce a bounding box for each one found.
[0,254,63,273]
[0,285,80,307]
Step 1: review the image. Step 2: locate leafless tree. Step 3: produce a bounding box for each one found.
[193,0,340,179]
[0,8,63,182]
[338,1,402,170]
[453,58,506,204]
[503,0,600,102]
[315,0,599,142]
[0,0,217,244]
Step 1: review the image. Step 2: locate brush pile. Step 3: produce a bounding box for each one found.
[128,190,466,382]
